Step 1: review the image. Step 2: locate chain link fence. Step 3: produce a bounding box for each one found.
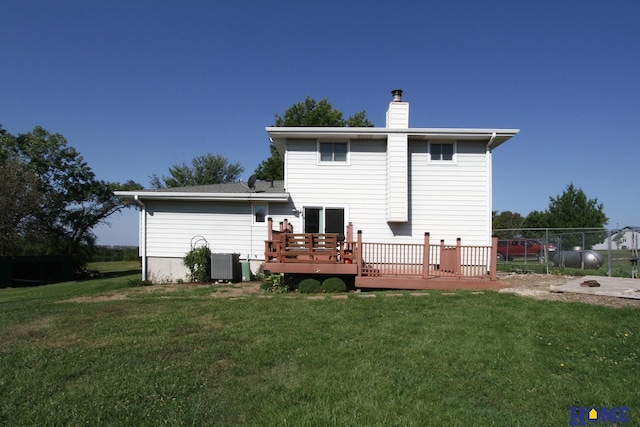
[493,228,640,277]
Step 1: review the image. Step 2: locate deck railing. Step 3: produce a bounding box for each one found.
[265,218,498,280]
[355,232,498,279]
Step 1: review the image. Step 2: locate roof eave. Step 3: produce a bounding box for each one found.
[114,191,290,202]
[267,127,520,150]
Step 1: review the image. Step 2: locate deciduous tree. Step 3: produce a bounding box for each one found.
[492,210,525,239]
[150,153,244,188]
[0,125,142,265]
[523,184,607,248]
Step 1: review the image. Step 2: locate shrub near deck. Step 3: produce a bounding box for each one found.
[298,278,322,293]
[321,277,347,293]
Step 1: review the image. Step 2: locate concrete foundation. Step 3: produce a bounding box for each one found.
[145,257,265,283]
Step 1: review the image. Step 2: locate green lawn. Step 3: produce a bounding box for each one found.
[1,262,638,426]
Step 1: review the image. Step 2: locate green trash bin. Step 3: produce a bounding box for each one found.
[241,261,251,281]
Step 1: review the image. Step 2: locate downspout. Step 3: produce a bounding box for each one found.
[134,195,148,281]
[486,132,497,243]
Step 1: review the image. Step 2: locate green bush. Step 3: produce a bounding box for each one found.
[183,246,211,282]
[298,278,322,294]
[321,277,347,293]
[260,274,288,294]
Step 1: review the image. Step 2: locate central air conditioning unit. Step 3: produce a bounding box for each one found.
[211,253,241,282]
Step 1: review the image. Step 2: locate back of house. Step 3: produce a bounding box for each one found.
[268,89,518,247]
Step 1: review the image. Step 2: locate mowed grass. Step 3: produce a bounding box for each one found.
[1,263,638,426]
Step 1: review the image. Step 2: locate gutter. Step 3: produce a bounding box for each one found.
[115,191,289,202]
[134,195,148,281]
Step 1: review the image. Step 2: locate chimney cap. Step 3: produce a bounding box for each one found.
[391,89,403,102]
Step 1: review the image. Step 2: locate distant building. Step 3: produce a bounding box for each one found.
[593,226,640,251]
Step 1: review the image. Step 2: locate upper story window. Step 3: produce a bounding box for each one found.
[319,142,348,162]
[429,142,455,162]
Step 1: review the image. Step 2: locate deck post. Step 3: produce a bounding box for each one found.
[423,232,430,278]
[346,222,353,242]
[267,217,273,241]
[357,230,363,277]
[279,221,284,232]
[490,235,498,280]
[456,238,462,276]
[283,218,288,233]
[278,232,286,262]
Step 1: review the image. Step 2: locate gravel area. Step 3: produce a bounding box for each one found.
[497,272,640,309]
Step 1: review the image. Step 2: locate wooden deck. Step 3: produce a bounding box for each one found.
[264,218,503,291]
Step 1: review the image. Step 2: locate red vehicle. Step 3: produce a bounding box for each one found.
[496,238,556,262]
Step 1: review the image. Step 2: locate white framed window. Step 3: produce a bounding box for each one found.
[318,141,349,163]
[252,203,268,224]
[428,141,456,163]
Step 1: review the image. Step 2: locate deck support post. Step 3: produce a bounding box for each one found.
[456,238,462,276]
[357,230,363,277]
[422,232,430,278]
[490,235,498,280]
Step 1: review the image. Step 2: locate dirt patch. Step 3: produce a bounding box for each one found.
[60,281,262,303]
[62,293,128,303]
[59,276,640,308]
[209,281,261,298]
[497,273,640,309]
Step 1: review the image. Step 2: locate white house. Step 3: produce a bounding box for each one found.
[116,90,519,283]
[593,227,640,251]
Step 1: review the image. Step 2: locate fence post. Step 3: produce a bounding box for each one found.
[456,238,462,276]
[423,232,430,279]
[490,235,498,281]
[357,230,363,277]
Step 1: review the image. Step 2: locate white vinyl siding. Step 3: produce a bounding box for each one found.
[285,139,390,242]
[410,140,488,245]
[285,138,490,246]
[142,200,293,259]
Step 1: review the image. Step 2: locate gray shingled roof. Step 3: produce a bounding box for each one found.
[143,180,286,194]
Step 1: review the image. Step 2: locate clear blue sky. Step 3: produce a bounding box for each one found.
[2,1,638,246]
